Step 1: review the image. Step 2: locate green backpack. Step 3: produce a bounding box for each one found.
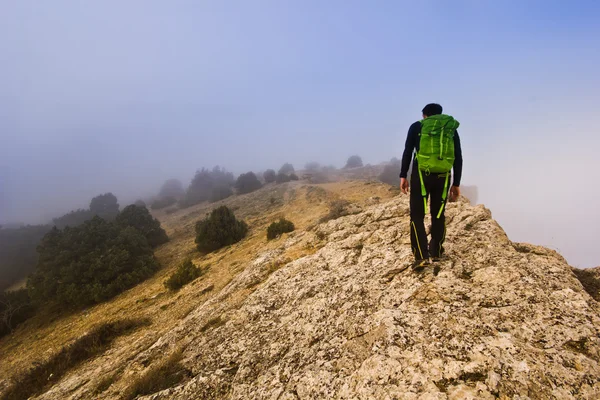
[415,114,460,217]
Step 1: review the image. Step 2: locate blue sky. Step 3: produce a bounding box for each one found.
[0,1,599,267]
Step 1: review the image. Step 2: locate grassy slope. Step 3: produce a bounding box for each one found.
[0,177,398,395]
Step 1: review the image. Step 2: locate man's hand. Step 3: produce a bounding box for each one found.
[449,186,460,202]
[400,178,409,194]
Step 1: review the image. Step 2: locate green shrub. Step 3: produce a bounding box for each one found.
[151,196,177,210]
[267,219,295,240]
[116,205,168,248]
[344,155,363,168]
[164,259,202,291]
[235,172,262,194]
[263,169,276,183]
[52,209,94,228]
[27,217,159,307]
[195,206,248,253]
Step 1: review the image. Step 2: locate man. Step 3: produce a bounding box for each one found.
[399,103,463,269]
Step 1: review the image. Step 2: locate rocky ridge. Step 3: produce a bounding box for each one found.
[31,194,600,399]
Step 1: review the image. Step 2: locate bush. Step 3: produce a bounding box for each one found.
[158,179,185,200]
[164,259,202,291]
[378,158,401,186]
[235,172,262,194]
[150,196,177,210]
[0,289,35,337]
[278,163,295,175]
[195,206,248,253]
[289,173,299,181]
[263,169,276,183]
[182,167,235,207]
[267,219,295,240]
[276,172,291,184]
[344,155,363,169]
[27,217,159,307]
[116,205,169,248]
[90,193,120,220]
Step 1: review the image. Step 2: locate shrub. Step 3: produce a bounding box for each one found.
[275,172,291,184]
[164,259,202,291]
[235,172,262,194]
[90,193,120,220]
[278,163,295,175]
[378,158,401,186]
[150,196,177,210]
[27,217,159,307]
[344,155,363,169]
[0,289,35,337]
[158,179,185,200]
[116,205,169,248]
[195,206,248,253]
[289,173,299,181]
[263,169,276,183]
[182,167,235,207]
[267,219,295,240]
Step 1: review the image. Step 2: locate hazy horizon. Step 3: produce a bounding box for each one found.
[1,1,599,268]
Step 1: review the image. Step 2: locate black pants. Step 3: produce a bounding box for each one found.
[409,165,448,260]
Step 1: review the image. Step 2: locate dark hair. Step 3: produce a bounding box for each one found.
[422,103,443,117]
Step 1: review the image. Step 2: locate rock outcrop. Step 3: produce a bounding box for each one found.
[33,195,600,399]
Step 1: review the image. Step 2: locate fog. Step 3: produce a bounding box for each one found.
[1,1,599,267]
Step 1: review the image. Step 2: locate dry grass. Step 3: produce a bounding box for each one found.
[0,318,149,400]
[0,179,397,398]
[122,349,190,400]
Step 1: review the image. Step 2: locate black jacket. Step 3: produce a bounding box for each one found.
[399,121,463,186]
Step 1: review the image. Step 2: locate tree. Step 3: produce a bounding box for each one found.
[276,172,291,184]
[116,205,168,248]
[235,172,262,194]
[151,196,177,210]
[158,179,185,200]
[305,162,320,172]
[210,184,233,203]
[263,169,276,183]
[278,163,295,175]
[28,217,159,307]
[344,155,363,169]
[182,167,235,207]
[195,206,248,253]
[52,209,94,228]
[90,193,119,220]
[378,158,401,186]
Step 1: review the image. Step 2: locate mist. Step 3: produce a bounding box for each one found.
[1,1,599,268]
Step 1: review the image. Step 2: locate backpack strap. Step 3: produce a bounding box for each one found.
[417,167,428,214]
[436,172,450,219]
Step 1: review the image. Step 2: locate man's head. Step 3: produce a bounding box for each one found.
[422,103,443,119]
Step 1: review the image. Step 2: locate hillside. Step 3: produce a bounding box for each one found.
[1,178,599,399]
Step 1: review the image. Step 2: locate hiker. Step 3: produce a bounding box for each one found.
[399,103,463,269]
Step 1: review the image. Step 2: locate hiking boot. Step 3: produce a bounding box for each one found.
[412,258,431,272]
